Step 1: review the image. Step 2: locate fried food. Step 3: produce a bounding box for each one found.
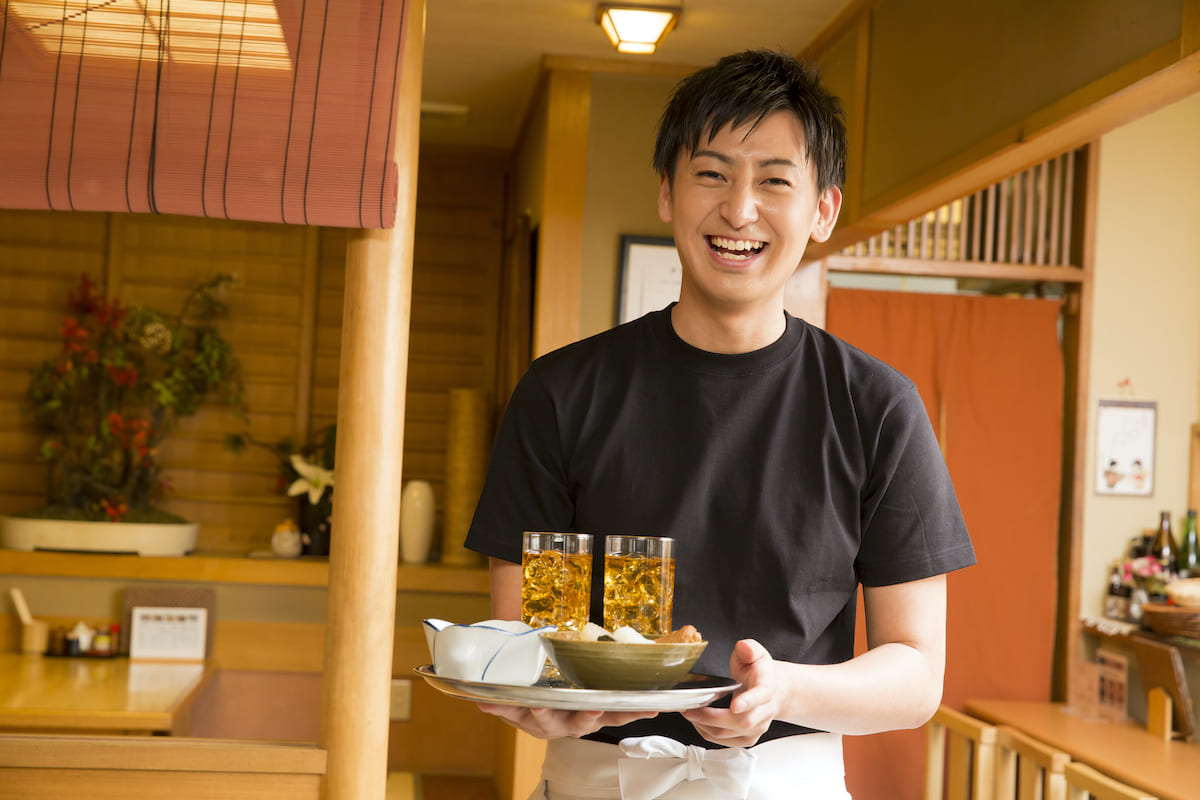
[656,624,702,644]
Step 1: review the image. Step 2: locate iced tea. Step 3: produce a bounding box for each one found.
[521,533,593,630]
[603,536,675,637]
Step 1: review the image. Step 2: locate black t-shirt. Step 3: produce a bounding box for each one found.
[465,306,975,747]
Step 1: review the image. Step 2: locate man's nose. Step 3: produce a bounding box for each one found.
[720,181,758,228]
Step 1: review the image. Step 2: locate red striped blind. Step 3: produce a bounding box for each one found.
[0,0,409,228]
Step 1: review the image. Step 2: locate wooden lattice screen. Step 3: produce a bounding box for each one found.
[843,149,1083,268]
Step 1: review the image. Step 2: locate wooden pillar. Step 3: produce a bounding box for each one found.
[532,68,590,357]
[320,1,424,799]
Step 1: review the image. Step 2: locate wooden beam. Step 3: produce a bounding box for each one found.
[320,2,423,800]
[798,0,881,63]
[542,54,697,79]
[806,44,1200,260]
[823,254,1086,283]
[532,68,590,356]
[841,11,871,223]
[1054,144,1098,703]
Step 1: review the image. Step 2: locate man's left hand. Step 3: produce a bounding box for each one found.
[681,638,780,748]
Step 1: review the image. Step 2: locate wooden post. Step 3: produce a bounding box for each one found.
[320,1,424,799]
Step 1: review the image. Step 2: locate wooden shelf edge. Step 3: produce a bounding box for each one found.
[1081,615,1200,658]
[0,549,490,594]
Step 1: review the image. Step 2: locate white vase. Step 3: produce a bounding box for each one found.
[400,480,436,564]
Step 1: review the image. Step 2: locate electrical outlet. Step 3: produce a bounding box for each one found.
[390,678,412,721]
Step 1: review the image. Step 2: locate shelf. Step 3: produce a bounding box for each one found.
[0,549,490,594]
[1081,615,1200,658]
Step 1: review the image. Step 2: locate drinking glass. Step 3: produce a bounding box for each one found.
[521,532,593,630]
[603,535,675,637]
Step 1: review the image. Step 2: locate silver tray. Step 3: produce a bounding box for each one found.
[413,665,738,712]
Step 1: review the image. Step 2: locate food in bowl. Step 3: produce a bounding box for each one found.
[541,624,707,691]
[1166,577,1200,608]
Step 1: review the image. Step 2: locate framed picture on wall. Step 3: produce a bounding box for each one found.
[1095,399,1156,496]
[617,236,681,324]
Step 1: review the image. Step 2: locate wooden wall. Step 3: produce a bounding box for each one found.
[0,147,508,555]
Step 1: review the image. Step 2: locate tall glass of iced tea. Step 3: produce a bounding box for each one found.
[603,535,675,637]
[521,532,593,630]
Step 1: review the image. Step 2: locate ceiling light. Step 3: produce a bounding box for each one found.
[596,4,680,55]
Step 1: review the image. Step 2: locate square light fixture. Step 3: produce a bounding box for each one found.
[596,4,681,55]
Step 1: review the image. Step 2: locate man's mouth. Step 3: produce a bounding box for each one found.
[707,236,766,261]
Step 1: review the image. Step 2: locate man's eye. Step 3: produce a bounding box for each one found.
[764,177,791,187]
[696,170,724,180]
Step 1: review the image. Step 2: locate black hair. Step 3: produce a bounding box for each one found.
[652,49,846,193]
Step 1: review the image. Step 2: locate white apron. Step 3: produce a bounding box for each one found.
[528,733,852,800]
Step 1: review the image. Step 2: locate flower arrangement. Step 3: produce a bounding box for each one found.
[1123,556,1170,598]
[226,423,336,552]
[18,272,242,523]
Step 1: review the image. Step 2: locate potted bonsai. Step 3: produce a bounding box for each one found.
[0,272,243,556]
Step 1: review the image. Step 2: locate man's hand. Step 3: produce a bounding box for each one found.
[681,639,781,748]
[477,703,659,739]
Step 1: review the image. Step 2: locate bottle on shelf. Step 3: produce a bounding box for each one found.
[1151,510,1177,576]
[1104,560,1131,621]
[1179,509,1200,578]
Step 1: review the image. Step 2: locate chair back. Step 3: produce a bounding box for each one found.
[925,705,997,800]
[1063,762,1156,800]
[992,725,1068,800]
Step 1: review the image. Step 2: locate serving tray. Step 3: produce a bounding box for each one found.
[413,665,738,712]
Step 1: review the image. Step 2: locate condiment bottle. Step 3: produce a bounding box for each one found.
[92,625,112,656]
[1179,509,1200,578]
[1151,510,1177,576]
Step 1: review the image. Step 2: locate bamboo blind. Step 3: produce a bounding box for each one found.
[846,149,1082,267]
[0,150,506,554]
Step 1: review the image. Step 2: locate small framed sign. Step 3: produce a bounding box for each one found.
[1095,399,1156,496]
[617,235,681,324]
[129,606,208,662]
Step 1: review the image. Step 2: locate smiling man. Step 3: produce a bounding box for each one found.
[465,50,975,799]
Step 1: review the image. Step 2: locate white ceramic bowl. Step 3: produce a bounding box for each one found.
[422,618,554,685]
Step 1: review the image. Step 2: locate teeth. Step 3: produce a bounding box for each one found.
[709,236,765,252]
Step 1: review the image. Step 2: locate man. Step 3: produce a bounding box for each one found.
[464,49,975,799]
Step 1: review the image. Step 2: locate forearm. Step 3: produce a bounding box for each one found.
[776,641,943,735]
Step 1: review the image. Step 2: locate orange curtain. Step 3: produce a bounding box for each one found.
[0,0,409,228]
[827,288,1063,800]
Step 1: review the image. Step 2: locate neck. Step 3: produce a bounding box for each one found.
[669,301,787,354]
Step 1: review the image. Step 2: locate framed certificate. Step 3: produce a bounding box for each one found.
[617,236,681,324]
[130,606,208,662]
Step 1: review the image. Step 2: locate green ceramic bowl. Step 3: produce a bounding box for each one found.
[540,632,707,691]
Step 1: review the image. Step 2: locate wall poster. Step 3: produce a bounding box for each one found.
[1095,399,1156,496]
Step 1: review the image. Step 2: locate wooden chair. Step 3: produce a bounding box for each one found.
[992,725,1068,800]
[925,705,997,800]
[1063,762,1157,800]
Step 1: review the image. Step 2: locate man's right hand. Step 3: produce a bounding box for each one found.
[477,703,658,739]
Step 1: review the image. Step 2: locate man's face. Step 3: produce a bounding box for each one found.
[658,111,841,318]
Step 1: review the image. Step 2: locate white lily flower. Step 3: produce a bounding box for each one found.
[287,454,334,505]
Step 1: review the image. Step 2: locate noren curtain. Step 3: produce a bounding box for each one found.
[0,0,410,228]
[827,288,1064,800]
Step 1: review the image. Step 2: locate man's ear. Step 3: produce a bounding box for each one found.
[657,174,673,224]
[810,185,843,243]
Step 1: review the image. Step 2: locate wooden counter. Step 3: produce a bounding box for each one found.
[0,653,213,735]
[964,699,1200,800]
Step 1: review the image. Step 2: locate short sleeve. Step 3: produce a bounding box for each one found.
[464,365,577,564]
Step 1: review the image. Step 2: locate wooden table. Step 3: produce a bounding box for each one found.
[0,653,212,735]
[964,699,1200,800]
